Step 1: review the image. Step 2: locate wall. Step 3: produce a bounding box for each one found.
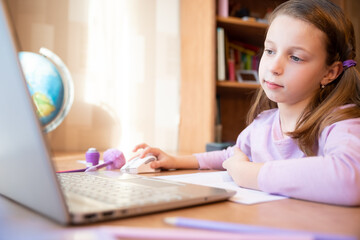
[6,0,180,157]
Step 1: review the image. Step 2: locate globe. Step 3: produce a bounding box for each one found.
[18,48,74,133]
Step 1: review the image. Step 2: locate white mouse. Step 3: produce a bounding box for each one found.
[120,155,160,174]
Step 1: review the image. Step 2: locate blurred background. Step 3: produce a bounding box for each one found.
[6,0,181,157]
[5,0,359,158]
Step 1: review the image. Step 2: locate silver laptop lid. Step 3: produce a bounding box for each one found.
[0,0,69,224]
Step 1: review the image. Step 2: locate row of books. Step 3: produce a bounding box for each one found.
[217,27,260,83]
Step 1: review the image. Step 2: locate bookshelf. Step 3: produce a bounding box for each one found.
[214,0,283,143]
[178,0,348,153]
[216,16,267,47]
[178,0,273,153]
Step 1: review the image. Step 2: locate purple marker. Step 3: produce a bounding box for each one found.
[164,217,356,240]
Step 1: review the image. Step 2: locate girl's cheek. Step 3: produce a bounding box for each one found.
[258,60,266,81]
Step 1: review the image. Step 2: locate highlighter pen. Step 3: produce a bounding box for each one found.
[164,217,356,240]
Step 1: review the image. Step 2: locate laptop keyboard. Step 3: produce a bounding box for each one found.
[57,173,184,207]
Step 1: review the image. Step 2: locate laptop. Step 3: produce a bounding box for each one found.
[0,0,235,225]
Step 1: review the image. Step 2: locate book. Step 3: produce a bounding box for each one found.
[228,41,260,72]
[217,27,226,81]
[227,49,235,81]
[218,0,228,17]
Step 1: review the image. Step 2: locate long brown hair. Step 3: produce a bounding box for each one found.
[247,0,360,156]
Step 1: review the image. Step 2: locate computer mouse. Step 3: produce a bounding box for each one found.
[120,155,160,174]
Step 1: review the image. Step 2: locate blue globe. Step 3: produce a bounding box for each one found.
[18,48,74,133]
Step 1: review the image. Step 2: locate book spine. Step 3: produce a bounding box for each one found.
[217,27,226,81]
[227,49,235,81]
[227,59,235,81]
[218,0,228,17]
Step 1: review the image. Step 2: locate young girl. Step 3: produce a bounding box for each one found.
[133,0,360,206]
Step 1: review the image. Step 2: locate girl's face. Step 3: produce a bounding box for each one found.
[258,14,330,108]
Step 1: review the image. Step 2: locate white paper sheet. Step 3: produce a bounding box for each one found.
[156,171,287,204]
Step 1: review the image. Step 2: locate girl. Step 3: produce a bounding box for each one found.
[133,0,360,206]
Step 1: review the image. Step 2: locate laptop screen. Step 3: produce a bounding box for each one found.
[0,0,69,224]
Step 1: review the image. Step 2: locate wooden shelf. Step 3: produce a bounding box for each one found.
[216,16,268,29]
[216,81,259,97]
[217,80,260,89]
[216,16,268,46]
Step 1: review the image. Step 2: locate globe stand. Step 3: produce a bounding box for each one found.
[39,48,74,133]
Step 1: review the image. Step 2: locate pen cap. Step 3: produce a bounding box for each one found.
[103,148,126,170]
[85,148,100,166]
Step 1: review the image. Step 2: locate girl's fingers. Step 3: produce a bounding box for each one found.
[233,147,242,154]
[150,158,171,169]
[150,160,161,169]
[140,146,162,158]
[132,143,171,169]
[132,143,149,152]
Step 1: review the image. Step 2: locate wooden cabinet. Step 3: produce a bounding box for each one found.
[178,0,349,153]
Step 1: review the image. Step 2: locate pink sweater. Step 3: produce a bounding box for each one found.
[195,108,360,206]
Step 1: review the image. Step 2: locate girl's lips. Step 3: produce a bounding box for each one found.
[264,80,283,89]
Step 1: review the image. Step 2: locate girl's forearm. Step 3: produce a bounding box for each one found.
[174,155,199,169]
[225,161,263,190]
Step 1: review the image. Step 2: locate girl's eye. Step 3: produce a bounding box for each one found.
[264,49,274,55]
[290,55,303,62]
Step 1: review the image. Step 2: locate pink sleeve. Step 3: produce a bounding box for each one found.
[258,119,360,206]
[194,124,253,170]
[194,149,231,170]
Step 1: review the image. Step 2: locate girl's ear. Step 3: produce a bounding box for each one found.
[320,61,343,86]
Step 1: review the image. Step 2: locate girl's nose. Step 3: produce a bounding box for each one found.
[268,56,284,76]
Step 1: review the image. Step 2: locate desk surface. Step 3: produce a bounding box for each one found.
[1,152,360,239]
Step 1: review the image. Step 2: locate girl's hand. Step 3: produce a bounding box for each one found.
[132,143,199,170]
[132,143,178,169]
[222,147,263,190]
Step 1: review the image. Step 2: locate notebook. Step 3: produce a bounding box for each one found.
[0,0,235,225]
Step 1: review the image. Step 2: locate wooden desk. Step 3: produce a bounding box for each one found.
[1,152,360,239]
